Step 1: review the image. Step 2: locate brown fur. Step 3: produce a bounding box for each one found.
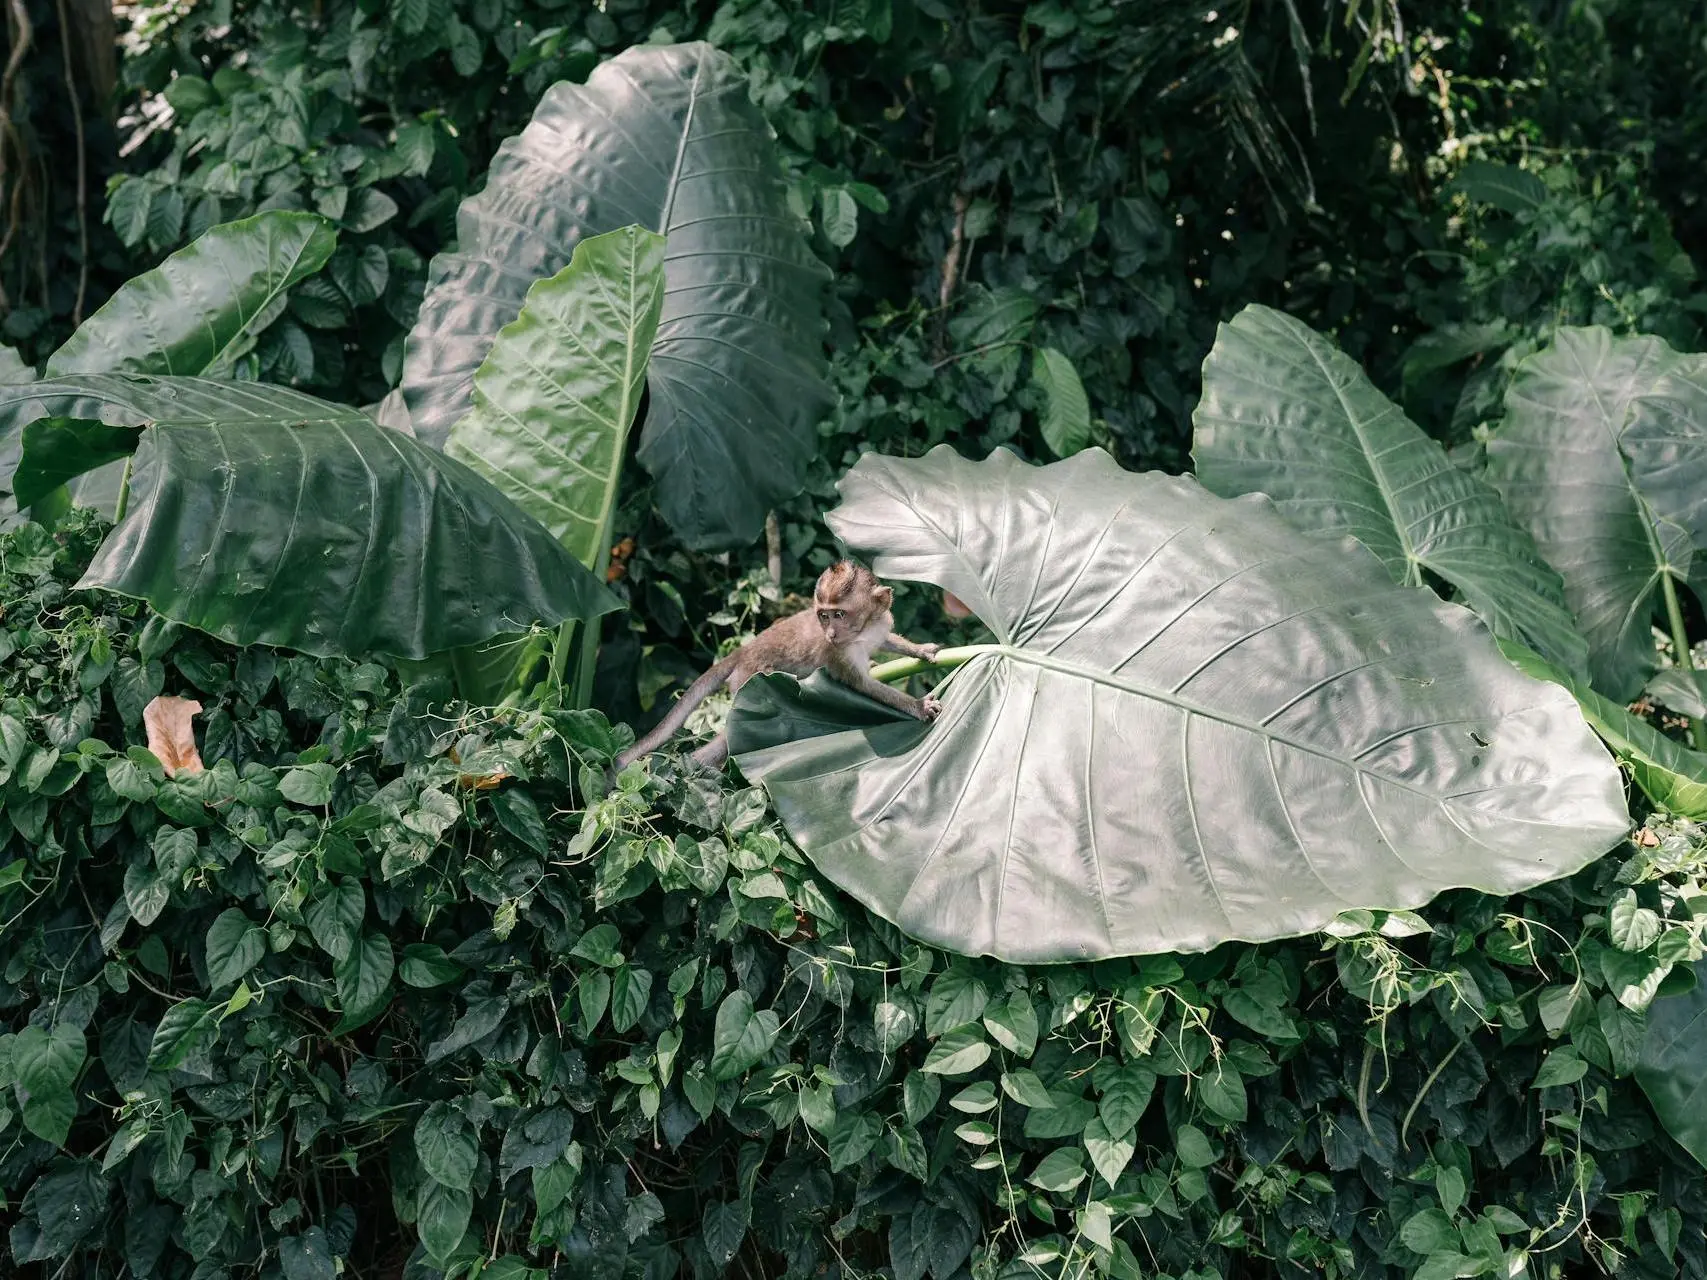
[614,561,942,770]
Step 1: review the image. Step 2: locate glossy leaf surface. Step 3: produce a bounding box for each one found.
[729,447,1628,961]
[447,226,665,567]
[0,376,618,658]
[1638,959,1707,1170]
[1194,304,1587,675]
[12,419,141,508]
[1621,358,1707,585]
[402,42,830,548]
[1502,640,1707,818]
[46,212,336,377]
[1485,327,1685,699]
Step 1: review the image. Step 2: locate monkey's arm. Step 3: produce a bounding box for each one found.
[878,632,940,660]
[832,662,942,721]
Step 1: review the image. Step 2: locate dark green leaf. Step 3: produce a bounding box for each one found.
[403,43,830,550]
[12,1022,86,1146]
[333,932,393,1034]
[415,1100,479,1190]
[47,212,337,379]
[400,943,464,988]
[1083,1117,1135,1186]
[11,419,138,509]
[305,880,365,962]
[205,908,266,988]
[279,1227,337,1280]
[0,376,620,659]
[1034,347,1092,458]
[1639,960,1707,1169]
[701,1199,749,1267]
[609,966,653,1034]
[1194,304,1586,674]
[416,1180,472,1262]
[710,991,780,1080]
[921,1026,991,1077]
[1446,160,1547,213]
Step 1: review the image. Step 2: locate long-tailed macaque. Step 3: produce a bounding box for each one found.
[615,561,942,770]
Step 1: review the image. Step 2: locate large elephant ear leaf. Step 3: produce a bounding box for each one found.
[0,376,618,659]
[1500,640,1707,819]
[447,225,666,569]
[1484,327,1687,699]
[1622,358,1707,589]
[728,446,1629,962]
[46,211,337,378]
[403,42,831,550]
[1193,304,1587,676]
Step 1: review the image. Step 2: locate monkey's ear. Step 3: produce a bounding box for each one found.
[872,586,894,609]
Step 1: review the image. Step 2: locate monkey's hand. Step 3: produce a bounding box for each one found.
[918,642,941,662]
[919,694,943,721]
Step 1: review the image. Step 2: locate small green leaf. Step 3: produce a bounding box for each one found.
[416,1180,472,1262]
[148,998,221,1070]
[1401,1208,1460,1255]
[205,908,267,988]
[1435,1164,1467,1217]
[122,863,170,927]
[415,1101,479,1190]
[874,998,917,1052]
[1028,1147,1088,1193]
[1196,1061,1247,1122]
[826,1110,880,1170]
[570,923,624,967]
[1033,346,1091,457]
[577,971,611,1035]
[820,187,858,248]
[922,1026,992,1077]
[702,1199,750,1266]
[924,969,989,1037]
[1083,1117,1135,1186]
[333,932,394,1034]
[610,966,653,1034]
[1098,1063,1155,1134]
[305,880,365,962]
[1609,889,1663,953]
[400,943,463,988]
[1175,1123,1217,1168]
[1532,1047,1589,1089]
[1000,1069,1056,1109]
[983,993,1039,1058]
[279,762,336,806]
[710,991,781,1081]
[279,1227,337,1280]
[12,1022,86,1146]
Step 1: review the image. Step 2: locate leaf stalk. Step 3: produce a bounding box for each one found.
[1659,571,1707,752]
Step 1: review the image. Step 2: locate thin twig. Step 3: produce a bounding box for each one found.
[54,0,88,323]
[932,190,969,358]
[0,0,35,309]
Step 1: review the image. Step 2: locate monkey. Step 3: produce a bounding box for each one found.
[614,561,944,771]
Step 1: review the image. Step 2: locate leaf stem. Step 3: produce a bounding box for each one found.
[112,456,133,524]
[547,619,576,695]
[1659,572,1707,751]
[871,644,1000,684]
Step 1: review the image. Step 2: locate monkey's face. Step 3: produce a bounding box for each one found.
[814,563,892,648]
[814,600,864,645]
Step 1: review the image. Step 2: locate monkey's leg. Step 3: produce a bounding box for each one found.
[879,632,940,660]
[690,734,730,769]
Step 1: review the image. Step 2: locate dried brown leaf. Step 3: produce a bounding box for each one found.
[142,695,204,777]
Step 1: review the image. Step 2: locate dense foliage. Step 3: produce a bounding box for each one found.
[5,509,1707,1279]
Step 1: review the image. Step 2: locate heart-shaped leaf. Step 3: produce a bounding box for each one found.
[729,446,1628,961]
[1194,304,1586,675]
[403,42,830,549]
[1484,327,1686,698]
[0,376,619,660]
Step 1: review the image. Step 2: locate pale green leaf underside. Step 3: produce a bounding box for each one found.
[447,225,665,569]
[1485,327,1686,700]
[1622,357,1707,594]
[730,446,1629,962]
[1193,304,1587,676]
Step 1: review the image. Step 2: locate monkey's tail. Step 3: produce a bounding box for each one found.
[613,653,738,769]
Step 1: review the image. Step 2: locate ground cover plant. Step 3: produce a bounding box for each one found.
[5,511,1707,1280]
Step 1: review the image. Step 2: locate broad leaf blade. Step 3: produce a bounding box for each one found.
[447,225,665,567]
[46,211,337,377]
[1033,347,1091,458]
[1445,161,1547,214]
[0,376,619,659]
[402,42,831,549]
[1622,358,1707,588]
[1193,304,1587,675]
[729,446,1629,961]
[1638,959,1707,1170]
[1501,640,1707,818]
[12,419,137,509]
[1485,327,1685,699]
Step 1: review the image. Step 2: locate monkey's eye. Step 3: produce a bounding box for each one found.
[834,610,845,620]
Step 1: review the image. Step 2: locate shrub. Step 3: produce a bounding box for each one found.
[3,514,1707,1279]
